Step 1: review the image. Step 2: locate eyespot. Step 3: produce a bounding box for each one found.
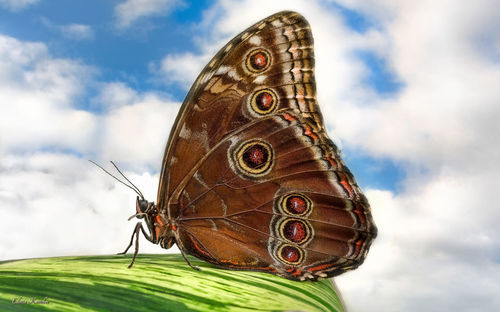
[233,139,273,177]
[279,193,313,217]
[250,89,278,115]
[277,244,304,265]
[278,218,312,245]
[246,49,271,73]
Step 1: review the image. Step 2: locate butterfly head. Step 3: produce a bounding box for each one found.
[135,196,155,216]
[133,196,158,238]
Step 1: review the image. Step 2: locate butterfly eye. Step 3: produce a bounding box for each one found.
[246,48,271,72]
[250,89,278,115]
[233,139,274,177]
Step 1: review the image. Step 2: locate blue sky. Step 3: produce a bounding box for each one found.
[1,1,500,311]
[0,0,208,99]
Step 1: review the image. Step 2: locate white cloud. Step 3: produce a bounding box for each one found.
[0,34,96,154]
[59,24,94,40]
[156,52,210,89]
[94,82,181,169]
[0,0,38,11]
[40,18,94,41]
[113,0,181,29]
[95,81,141,110]
[329,1,500,167]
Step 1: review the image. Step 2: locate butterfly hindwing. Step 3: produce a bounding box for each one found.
[174,111,376,280]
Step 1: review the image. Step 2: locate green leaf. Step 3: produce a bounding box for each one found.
[0,254,344,312]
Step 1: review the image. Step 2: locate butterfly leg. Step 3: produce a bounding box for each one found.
[118,222,151,268]
[174,233,201,271]
[179,248,201,271]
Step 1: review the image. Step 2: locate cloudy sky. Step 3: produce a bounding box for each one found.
[1,0,499,311]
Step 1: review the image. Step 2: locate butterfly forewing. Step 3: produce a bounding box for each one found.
[158,12,320,206]
[156,11,377,280]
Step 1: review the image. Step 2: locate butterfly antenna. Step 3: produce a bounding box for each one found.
[110,161,145,200]
[88,160,144,200]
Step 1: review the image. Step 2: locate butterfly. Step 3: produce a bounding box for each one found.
[117,11,377,281]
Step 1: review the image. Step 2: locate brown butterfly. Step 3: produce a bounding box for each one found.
[118,11,377,281]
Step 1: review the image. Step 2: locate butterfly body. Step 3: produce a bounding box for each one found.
[127,11,377,281]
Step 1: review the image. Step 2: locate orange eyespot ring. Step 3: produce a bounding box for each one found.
[250,89,278,115]
[246,49,271,72]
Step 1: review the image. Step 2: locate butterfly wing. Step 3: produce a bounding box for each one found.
[158,11,321,208]
[158,11,377,280]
